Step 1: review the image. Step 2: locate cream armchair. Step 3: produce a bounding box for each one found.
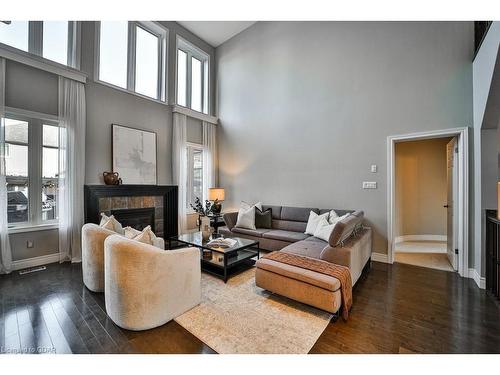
[82,223,117,292]
[104,235,201,331]
[81,223,166,292]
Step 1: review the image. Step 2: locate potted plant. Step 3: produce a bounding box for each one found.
[190,197,220,241]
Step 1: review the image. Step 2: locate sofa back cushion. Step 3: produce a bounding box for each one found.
[328,211,364,247]
[281,206,319,222]
[272,219,307,233]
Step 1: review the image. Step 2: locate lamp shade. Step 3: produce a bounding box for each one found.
[208,188,225,201]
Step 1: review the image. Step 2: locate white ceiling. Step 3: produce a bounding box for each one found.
[177,21,256,47]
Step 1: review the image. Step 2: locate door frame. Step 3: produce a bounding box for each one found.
[387,127,469,277]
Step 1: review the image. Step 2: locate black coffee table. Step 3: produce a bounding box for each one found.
[168,232,260,282]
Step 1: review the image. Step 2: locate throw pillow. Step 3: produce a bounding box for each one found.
[133,225,158,246]
[304,211,329,235]
[235,206,256,230]
[124,226,142,239]
[331,213,350,225]
[327,210,339,224]
[313,216,336,242]
[255,208,272,228]
[99,213,124,234]
[241,201,263,211]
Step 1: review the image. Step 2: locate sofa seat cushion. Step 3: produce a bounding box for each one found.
[262,230,310,243]
[232,227,272,237]
[281,239,325,259]
[256,257,340,292]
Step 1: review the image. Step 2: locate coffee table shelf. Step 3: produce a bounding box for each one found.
[168,232,260,282]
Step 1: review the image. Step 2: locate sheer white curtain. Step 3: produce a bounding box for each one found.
[58,77,86,262]
[0,57,12,274]
[202,121,217,201]
[173,113,188,234]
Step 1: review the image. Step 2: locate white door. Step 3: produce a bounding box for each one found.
[446,138,458,270]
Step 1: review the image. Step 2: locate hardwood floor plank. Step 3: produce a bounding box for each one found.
[39,300,73,354]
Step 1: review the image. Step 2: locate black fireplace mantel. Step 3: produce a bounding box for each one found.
[84,184,178,238]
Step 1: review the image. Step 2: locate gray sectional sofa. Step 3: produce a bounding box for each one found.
[220,205,372,285]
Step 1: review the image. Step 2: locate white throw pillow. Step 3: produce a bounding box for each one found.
[327,210,339,224]
[313,216,336,242]
[124,226,142,239]
[335,213,350,223]
[235,206,256,230]
[304,211,329,235]
[241,201,263,211]
[133,225,157,245]
[99,213,124,234]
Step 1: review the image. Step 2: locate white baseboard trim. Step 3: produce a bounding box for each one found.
[395,235,447,243]
[468,268,486,289]
[371,252,390,263]
[11,253,60,271]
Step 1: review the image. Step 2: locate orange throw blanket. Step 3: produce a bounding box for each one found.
[263,251,353,320]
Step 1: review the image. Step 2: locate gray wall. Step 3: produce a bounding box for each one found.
[216,21,473,255]
[5,61,58,115]
[5,21,215,262]
[81,21,215,184]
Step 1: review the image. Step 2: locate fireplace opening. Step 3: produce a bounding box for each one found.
[111,208,155,232]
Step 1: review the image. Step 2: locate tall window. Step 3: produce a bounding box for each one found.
[3,114,60,227]
[0,21,77,67]
[42,125,59,221]
[5,119,29,224]
[176,37,209,114]
[97,21,166,101]
[187,145,203,208]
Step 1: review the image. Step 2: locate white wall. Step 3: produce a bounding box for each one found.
[216,21,474,255]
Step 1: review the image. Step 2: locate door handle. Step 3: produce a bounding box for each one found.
[443,204,449,208]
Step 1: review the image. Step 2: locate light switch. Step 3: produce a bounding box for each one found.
[371,165,377,173]
[363,181,377,189]
[27,241,34,248]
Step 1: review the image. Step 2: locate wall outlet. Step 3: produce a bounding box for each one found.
[26,240,34,248]
[371,164,378,173]
[363,181,377,189]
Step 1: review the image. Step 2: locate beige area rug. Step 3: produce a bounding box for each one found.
[174,268,333,354]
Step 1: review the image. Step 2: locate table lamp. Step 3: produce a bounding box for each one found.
[208,188,225,214]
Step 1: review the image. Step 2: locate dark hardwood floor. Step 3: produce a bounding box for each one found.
[0,260,498,354]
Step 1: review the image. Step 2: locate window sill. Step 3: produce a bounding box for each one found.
[172,105,218,124]
[93,79,168,106]
[0,43,86,83]
[8,223,59,234]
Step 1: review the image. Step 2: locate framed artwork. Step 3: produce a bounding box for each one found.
[112,124,157,185]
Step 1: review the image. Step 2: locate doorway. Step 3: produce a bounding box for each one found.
[387,127,469,277]
[393,137,456,272]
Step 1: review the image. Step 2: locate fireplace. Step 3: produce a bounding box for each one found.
[84,185,178,238]
[111,208,155,232]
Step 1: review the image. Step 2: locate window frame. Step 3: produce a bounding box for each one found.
[4,107,60,230]
[176,36,210,115]
[0,21,80,68]
[94,21,168,103]
[186,142,204,212]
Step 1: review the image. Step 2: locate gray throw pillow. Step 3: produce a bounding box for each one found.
[255,208,272,228]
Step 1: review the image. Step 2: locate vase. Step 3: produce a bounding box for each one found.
[200,216,211,241]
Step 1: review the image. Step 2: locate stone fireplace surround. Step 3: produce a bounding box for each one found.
[84,185,178,239]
